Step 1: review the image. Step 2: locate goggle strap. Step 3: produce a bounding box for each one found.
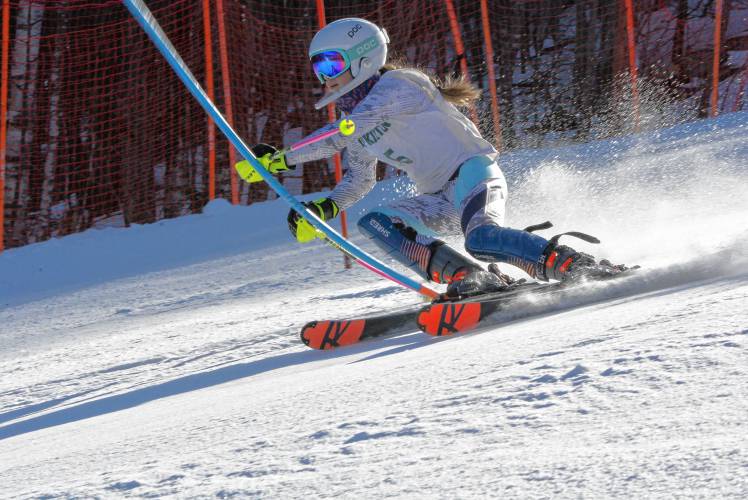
[347,36,379,60]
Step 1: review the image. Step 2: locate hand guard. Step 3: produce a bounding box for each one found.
[235,144,292,183]
[287,198,340,243]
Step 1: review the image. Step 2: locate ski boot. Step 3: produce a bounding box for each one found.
[539,235,629,282]
[357,212,505,299]
[442,259,513,300]
[413,240,508,300]
[444,269,509,299]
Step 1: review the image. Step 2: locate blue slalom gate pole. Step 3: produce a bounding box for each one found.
[122,0,438,299]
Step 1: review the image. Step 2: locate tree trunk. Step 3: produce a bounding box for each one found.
[8,1,43,245]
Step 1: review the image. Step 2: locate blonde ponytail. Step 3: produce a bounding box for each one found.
[382,59,481,107]
[432,74,481,107]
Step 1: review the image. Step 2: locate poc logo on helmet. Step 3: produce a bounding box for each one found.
[347,24,362,38]
[354,39,378,56]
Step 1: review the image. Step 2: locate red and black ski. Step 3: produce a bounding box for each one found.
[302,268,638,348]
[300,283,544,349]
[300,308,419,350]
[417,269,638,336]
[416,282,555,336]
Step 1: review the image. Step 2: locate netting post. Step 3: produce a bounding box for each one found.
[444,0,478,124]
[479,0,501,150]
[316,0,351,269]
[0,0,8,252]
[202,0,216,201]
[623,0,640,132]
[215,0,238,205]
[711,0,724,117]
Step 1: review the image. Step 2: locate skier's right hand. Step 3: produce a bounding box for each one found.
[235,144,292,183]
[287,197,340,243]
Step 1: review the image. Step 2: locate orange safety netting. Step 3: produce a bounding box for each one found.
[1,0,746,250]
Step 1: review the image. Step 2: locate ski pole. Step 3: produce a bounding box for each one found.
[289,118,355,151]
[238,119,355,181]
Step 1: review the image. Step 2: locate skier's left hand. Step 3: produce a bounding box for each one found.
[235,144,291,183]
[287,198,339,243]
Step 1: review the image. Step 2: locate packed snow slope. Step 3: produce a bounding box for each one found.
[1,113,747,498]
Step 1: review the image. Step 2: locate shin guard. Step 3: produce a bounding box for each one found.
[358,212,480,284]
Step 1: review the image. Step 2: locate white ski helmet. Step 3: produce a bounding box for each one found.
[309,18,389,109]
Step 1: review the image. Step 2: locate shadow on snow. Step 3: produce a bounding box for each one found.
[0,330,426,441]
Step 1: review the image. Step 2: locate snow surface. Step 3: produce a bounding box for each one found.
[1,113,747,498]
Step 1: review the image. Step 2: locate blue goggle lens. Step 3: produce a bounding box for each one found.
[311,51,348,81]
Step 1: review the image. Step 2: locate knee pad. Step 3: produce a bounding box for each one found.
[453,155,505,210]
[453,157,507,235]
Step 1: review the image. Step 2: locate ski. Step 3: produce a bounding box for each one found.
[302,269,638,349]
[416,282,557,336]
[299,283,543,350]
[301,307,420,350]
[417,271,637,337]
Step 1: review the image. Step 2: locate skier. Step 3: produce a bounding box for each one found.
[236,18,625,298]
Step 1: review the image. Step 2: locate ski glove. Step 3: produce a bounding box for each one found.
[288,197,340,243]
[235,144,292,183]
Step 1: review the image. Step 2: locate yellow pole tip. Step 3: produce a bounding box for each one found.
[339,118,356,136]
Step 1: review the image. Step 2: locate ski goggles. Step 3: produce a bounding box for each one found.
[310,36,380,83]
[311,51,349,83]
